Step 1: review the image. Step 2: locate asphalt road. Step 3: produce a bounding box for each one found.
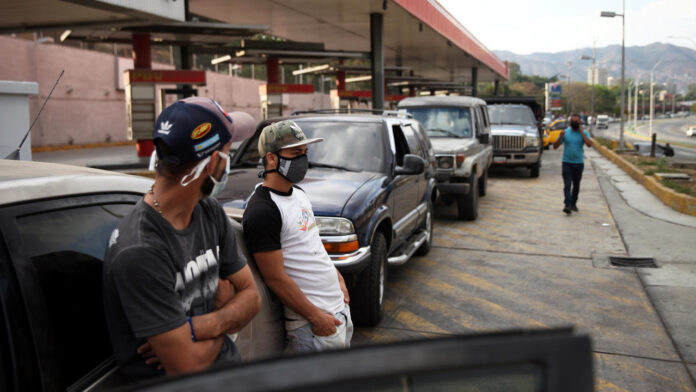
[353,147,696,392]
[592,117,696,160]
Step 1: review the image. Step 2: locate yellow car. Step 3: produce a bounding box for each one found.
[543,119,567,149]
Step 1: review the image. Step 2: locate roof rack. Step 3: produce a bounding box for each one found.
[290,108,413,118]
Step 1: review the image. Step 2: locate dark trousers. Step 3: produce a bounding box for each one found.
[562,162,584,208]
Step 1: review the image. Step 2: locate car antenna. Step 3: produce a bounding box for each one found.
[4,70,64,160]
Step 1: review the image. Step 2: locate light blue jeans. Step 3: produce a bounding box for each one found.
[286,304,353,353]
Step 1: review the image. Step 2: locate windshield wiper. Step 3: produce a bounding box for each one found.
[309,162,361,172]
[429,128,462,138]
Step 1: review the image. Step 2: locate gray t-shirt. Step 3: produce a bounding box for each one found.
[103,197,246,381]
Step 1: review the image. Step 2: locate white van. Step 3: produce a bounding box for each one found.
[596,115,609,129]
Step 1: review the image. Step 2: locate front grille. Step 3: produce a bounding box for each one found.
[493,135,525,151]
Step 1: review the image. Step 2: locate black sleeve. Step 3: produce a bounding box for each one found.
[242,189,282,254]
[112,246,186,338]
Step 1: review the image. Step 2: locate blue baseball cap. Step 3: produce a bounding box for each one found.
[153,97,234,165]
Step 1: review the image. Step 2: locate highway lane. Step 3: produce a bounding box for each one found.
[591,117,696,160]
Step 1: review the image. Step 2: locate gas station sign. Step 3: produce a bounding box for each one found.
[124,69,207,142]
[338,90,408,102]
[265,84,314,94]
[550,83,562,112]
[127,70,206,84]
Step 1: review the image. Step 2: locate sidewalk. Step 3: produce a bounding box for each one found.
[588,149,696,228]
[589,149,696,388]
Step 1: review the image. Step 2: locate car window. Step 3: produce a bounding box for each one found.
[480,106,490,130]
[295,121,386,173]
[488,106,536,126]
[404,107,472,138]
[392,125,410,167]
[552,121,567,130]
[15,202,135,388]
[237,121,386,173]
[401,124,424,158]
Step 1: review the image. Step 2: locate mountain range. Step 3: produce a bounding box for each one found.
[493,43,696,91]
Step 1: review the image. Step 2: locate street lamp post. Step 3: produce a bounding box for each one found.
[601,1,626,149]
[649,60,663,138]
[581,49,596,132]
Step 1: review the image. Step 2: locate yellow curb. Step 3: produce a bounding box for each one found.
[594,143,696,217]
[32,140,137,153]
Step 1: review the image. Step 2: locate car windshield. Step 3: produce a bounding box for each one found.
[488,106,536,126]
[295,121,385,173]
[405,107,472,138]
[236,121,385,173]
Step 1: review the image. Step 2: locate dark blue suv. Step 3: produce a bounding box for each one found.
[217,110,437,326]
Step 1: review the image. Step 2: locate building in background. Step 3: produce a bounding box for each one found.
[587,66,608,86]
[607,76,617,87]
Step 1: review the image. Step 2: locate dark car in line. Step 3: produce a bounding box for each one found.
[217,110,437,326]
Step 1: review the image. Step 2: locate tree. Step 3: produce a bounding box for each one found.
[685,84,696,101]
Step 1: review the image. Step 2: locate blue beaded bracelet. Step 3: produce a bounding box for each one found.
[188,316,197,342]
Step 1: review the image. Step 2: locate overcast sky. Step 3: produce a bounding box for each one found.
[439,0,696,54]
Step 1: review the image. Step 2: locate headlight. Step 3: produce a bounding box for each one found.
[316,217,355,235]
[437,156,454,169]
[526,136,539,147]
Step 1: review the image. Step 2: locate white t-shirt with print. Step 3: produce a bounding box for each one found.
[243,185,344,330]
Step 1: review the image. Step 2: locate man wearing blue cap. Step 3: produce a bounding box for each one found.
[103,97,260,380]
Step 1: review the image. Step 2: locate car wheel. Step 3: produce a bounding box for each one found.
[457,174,479,220]
[351,232,387,326]
[415,201,433,256]
[478,169,488,197]
[530,161,540,178]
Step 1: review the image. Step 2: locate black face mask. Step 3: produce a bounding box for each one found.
[570,121,580,130]
[264,153,309,183]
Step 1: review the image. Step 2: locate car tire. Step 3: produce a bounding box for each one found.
[415,201,433,256]
[351,232,387,326]
[457,174,479,220]
[478,169,488,197]
[530,161,540,178]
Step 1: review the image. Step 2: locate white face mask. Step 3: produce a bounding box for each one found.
[180,156,212,187]
[179,152,230,196]
[208,152,230,197]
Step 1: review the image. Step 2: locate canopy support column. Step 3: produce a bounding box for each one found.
[370,13,384,109]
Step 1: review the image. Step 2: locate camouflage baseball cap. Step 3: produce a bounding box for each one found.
[258,120,323,155]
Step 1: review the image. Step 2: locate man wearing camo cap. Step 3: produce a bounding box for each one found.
[242,120,352,353]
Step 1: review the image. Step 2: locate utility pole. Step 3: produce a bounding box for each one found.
[567,61,572,117]
[628,80,632,130]
[634,80,638,127]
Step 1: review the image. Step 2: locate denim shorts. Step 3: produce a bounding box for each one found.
[286,304,353,353]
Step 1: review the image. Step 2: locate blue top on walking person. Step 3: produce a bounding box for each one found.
[558,127,591,164]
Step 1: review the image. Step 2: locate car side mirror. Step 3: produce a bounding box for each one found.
[478,133,489,144]
[395,154,425,175]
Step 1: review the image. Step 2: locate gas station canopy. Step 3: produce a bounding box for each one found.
[190,0,508,84]
[1,0,507,84]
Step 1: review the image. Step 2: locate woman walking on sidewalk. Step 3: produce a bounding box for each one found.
[554,113,593,214]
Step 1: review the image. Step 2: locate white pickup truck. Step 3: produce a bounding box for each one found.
[398,96,493,220]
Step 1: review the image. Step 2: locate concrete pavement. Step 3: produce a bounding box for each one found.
[354,148,696,391]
